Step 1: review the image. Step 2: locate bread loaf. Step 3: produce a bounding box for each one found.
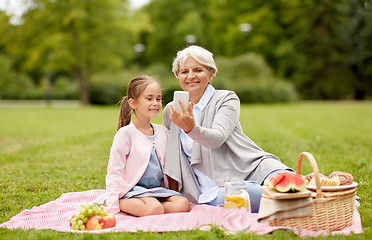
[308,176,340,187]
[305,173,328,182]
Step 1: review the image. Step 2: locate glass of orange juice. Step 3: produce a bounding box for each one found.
[220,178,251,233]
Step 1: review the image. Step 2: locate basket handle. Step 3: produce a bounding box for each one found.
[296,152,323,197]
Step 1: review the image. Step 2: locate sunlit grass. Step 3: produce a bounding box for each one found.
[0,101,371,239]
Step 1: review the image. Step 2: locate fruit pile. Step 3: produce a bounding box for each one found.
[70,203,116,230]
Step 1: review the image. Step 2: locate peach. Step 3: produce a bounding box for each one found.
[102,213,116,229]
[86,215,104,230]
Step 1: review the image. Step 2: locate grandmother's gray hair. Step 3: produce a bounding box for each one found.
[172,45,218,78]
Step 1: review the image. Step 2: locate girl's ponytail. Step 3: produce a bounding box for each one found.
[117,96,131,130]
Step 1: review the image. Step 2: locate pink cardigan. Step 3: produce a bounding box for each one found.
[105,122,169,214]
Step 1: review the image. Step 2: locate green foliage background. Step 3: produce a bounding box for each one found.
[0,0,371,104]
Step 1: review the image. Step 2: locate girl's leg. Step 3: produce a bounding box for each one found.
[119,197,164,217]
[160,195,190,213]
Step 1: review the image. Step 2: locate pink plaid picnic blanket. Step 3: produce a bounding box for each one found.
[0,190,363,237]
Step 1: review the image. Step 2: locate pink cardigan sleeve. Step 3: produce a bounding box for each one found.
[105,130,130,214]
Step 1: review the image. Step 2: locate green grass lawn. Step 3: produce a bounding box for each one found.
[0,101,371,239]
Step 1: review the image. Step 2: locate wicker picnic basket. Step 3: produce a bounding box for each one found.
[269,152,356,231]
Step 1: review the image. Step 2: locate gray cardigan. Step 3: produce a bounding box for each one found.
[163,89,291,203]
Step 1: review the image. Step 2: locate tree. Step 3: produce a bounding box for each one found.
[143,0,209,65]
[347,0,372,99]
[4,0,134,105]
[0,11,11,91]
[286,0,361,99]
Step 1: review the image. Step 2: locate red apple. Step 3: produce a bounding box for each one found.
[86,215,104,230]
[102,213,116,229]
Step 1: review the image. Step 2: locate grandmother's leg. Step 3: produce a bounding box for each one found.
[207,169,295,213]
[264,169,295,180]
[245,182,264,213]
[206,182,263,213]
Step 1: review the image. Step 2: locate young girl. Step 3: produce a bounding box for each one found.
[105,75,190,216]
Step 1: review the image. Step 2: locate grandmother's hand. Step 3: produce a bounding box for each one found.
[170,100,195,133]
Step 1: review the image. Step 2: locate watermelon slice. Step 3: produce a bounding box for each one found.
[264,173,285,189]
[264,172,307,193]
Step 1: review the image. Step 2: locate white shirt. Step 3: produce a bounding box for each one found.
[180,84,221,203]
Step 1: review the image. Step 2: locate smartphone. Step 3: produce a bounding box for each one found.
[173,91,189,112]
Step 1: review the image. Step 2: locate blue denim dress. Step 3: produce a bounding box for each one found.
[122,134,180,199]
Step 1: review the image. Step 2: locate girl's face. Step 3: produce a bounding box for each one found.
[131,82,162,120]
[177,57,215,104]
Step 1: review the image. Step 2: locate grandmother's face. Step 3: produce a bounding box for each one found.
[177,57,214,103]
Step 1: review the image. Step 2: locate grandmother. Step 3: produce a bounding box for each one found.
[163,45,293,212]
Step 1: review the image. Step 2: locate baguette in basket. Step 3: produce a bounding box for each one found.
[308,175,340,186]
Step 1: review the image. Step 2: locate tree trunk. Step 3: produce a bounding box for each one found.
[75,67,90,106]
